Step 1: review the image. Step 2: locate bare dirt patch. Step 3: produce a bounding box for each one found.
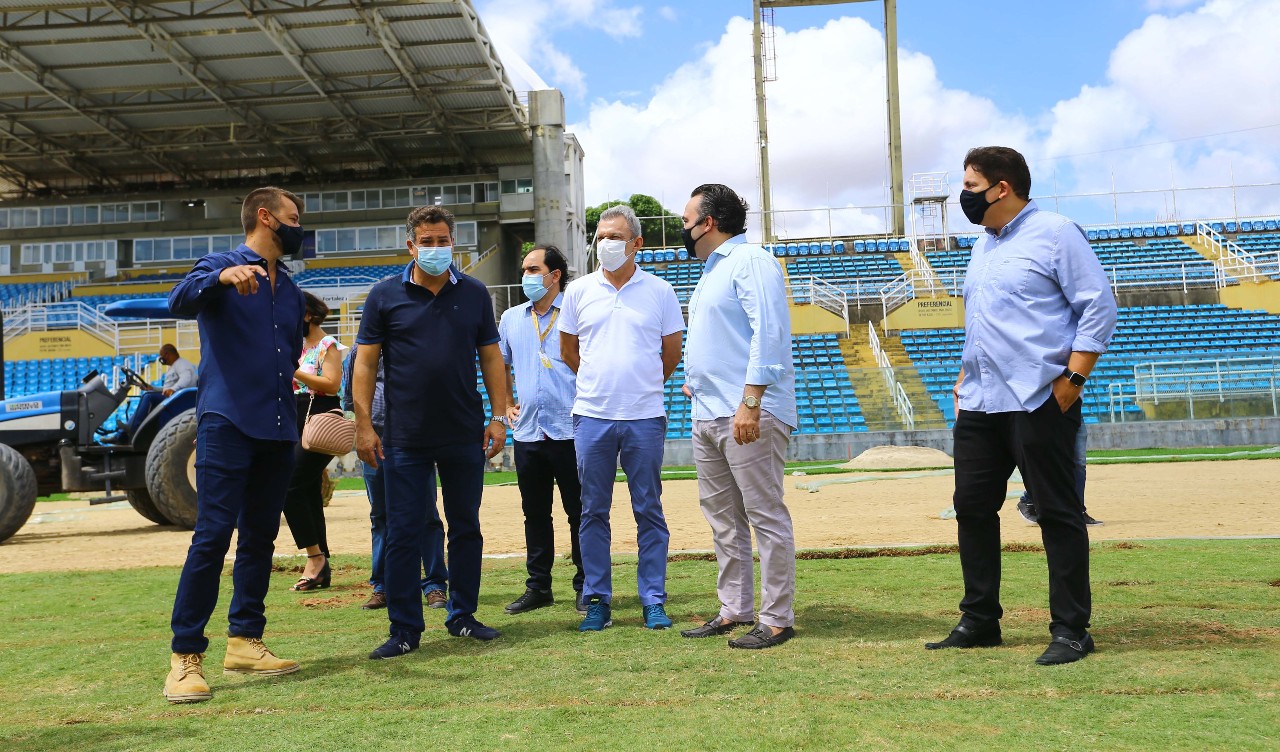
[1,459,1276,574]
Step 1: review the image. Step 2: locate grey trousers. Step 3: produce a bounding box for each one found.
[691,411,796,628]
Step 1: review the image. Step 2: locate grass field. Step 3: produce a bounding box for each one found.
[1,539,1276,751]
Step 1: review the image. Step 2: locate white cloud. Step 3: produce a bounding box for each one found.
[658,5,677,22]
[569,0,1280,235]
[479,0,644,99]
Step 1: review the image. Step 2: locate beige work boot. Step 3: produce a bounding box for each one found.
[223,636,301,676]
[163,652,212,704]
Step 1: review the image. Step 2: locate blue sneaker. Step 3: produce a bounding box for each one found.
[446,615,500,641]
[643,603,673,630]
[578,600,612,632]
[368,634,417,660]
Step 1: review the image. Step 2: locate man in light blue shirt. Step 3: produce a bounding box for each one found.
[498,244,585,616]
[680,183,798,650]
[925,147,1117,667]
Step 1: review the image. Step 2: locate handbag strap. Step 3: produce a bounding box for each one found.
[305,391,316,418]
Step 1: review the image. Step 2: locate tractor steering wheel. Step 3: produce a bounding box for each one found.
[119,366,154,392]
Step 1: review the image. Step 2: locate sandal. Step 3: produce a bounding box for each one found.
[291,554,331,592]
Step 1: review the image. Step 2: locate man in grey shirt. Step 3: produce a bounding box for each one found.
[114,344,198,441]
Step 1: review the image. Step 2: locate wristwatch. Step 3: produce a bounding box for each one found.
[741,395,761,409]
[1061,368,1087,387]
[490,414,509,426]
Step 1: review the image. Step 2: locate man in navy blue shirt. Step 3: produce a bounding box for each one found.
[163,187,308,704]
[353,205,508,659]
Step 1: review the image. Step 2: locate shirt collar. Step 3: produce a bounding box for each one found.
[985,199,1039,239]
[402,261,458,287]
[236,244,289,275]
[710,233,749,258]
[595,265,647,289]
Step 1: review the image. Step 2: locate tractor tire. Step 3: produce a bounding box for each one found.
[126,488,172,526]
[0,443,38,544]
[146,409,199,530]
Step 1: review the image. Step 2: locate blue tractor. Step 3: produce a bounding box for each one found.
[0,300,199,543]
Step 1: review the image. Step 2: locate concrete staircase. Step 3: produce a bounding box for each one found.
[876,332,949,429]
[894,250,943,293]
[837,325,949,431]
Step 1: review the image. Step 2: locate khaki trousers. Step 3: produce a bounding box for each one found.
[691,411,795,628]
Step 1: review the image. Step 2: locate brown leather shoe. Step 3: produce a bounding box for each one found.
[425,589,447,609]
[362,591,388,610]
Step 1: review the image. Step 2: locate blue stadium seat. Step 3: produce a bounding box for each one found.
[853,240,866,252]
[833,240,846,254]
[1086,229,1098,241]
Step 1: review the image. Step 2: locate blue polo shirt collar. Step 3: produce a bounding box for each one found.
[401,261,459,287]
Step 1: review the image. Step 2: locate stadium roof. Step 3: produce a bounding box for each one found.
[0,0,532,200]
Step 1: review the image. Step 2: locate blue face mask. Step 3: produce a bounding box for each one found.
[522,273,550,301]
[415,246,452,276]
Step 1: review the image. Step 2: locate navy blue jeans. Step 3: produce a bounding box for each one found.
[381,443,484,640]
[170,414,296,654]
[364,459,448,595]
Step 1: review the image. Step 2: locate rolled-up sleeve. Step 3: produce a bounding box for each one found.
[736,254,789,386]
[1057,223,1118,353]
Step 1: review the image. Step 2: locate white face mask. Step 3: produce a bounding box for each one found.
[597,238,633,272]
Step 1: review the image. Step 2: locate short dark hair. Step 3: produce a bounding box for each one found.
[159,344,178,358]
[963,147,1031,199]
[302,291,329,325]
[241,186,303,235]
[691,183,749,236]
[406,205,455,240]
[533,244,571,287]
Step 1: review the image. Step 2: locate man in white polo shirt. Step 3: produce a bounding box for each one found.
[559,204,685,633]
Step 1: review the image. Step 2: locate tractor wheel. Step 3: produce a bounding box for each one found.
[146,409,199,529]
[0,444,38,544]
[126,487,172,526]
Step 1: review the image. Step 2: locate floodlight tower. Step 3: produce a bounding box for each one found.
[753,0,905,241]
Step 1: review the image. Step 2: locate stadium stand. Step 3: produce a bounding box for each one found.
[4,354,158,397]
[477,332,866,443]
[902,303,1280,428]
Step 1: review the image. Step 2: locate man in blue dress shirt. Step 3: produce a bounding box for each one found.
[498,245,586,615]
[163,187,308,703]
[679,184,799,650]
[353,205,509,659]
[925,147,1118,666]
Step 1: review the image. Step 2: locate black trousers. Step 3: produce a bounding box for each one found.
[514,438,585,592]
[282,393,340,556]
[952,396,1090,637]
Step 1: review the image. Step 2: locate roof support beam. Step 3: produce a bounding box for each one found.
[99,0,317,176]
[0,114,109,185]
[350,0,478,166]
[237,1,403,172]
[455,0,528,132]
[0,34,192,181]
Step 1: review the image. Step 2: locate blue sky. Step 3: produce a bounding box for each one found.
[479,0,1280,235]
[541,1,1152,123]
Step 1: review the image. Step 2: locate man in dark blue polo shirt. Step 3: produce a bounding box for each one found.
[163,187,308,704]
[353,205,509,658]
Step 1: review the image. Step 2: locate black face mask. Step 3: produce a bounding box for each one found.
[682,219,707,259]
[959,181,1003,226]
[269,212,305,256]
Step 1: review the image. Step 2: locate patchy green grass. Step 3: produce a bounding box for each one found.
[0,540,1276,751]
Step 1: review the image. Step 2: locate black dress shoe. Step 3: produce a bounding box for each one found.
[924,622,1003,650]
[1035,632,1095,665]
[728,625,795,649]
[680,616,754,638]
[505,587,554,614]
